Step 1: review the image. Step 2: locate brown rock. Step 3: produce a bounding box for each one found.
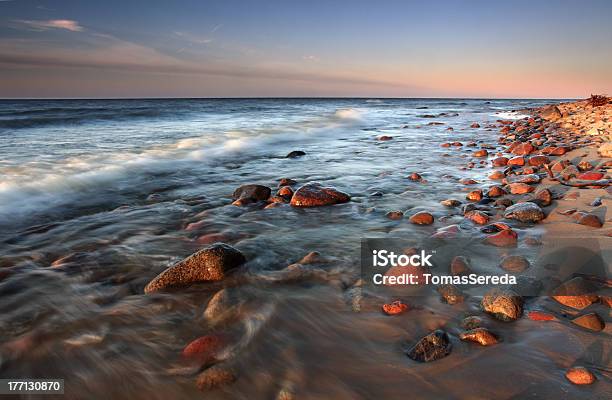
[489,170,505,180]
[466,210,489,225]
[551,277,598,310]
[481,289,523,321]
[571,313,605,331]
[441,199,462,207]
[437,284,465,304]
[182,334,227,367]
[541,105,562,121]
[290,183,350,207]
[511,142,535,156]
[466,189,483,201]
[533,188,552,207]
[144,243,246,293]
[459,328,498,346]
[461,316,483,329]
[487,185,506,197]
[232,184,271,204]
[277,186,294,199]
[528,155,550,166]
[484,229,518,247]
[491,157,509,167]
[278,178,297,187]
[450,256,471,275]
[406,329,452,362]
[408,172,423,182]
[473,149,488,157]
[565,367,596,385]
[508,182,535,194]
[576,213,603,228]
[409,211,434,225]
[500,255,530,272]
[195,365,236,391]
[471,122,481,128]
[507,156,525,166]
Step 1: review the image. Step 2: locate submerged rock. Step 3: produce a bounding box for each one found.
[406,329,452,362]
[499,255,530,273]
[286,150,306,158]
[450,256,471,276]
[144,243,246,293]
[461,316,483,330]
[409,211,434,225]
[459,328,498,346]
[437,284,465,304]
[232,184,271,204]
[382,300,410,315]
[481,289,523,321]
[182,334,227,367]
[504,202,545,223]
[576,213,603,228]
[290,183,350,207]
[195,365,236,391]
[441,199,462,207]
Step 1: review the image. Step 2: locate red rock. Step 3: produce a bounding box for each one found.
[451,141,463,146]
[577,172,604,180]
[195,366,236,391]
[459,328,498,346]
[267,196,288,204]
[473,149,488,157]
[466,210,489,225]
[500,126,511,133]
[471,122,481,128]
[487,185,506,197]
[409,211,434,225]
[408,172,423,181]
[182,334,226,366]
[460,178,478,185]
[382,300,410,315]
[440,142,451,148]
[550,146,568,156]
[500,255,529,272]
[512,142,535,155]
[197,232,233,245]
[571,313,605,331]
[527,311,556,321]
[489,171,505,180]
[528,155,550,166]
[278,178,297,187]
[185,220,207,231]
[508,182,535,194]
[290,183,350,207]
[491,157,509,167]
[552,277,598,310]
[466,190,483,201]
[450,256,471,275]
[378,135,393,141]
[277,186,294,198]
[484,229,518,247]
[565,367,595,385]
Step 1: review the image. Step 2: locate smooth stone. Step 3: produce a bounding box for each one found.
[466,190,483,201]
[465,210,489,225]
[406,329,452,362]
[195,365,236,391]
[508,182,534,194]
[565,367,596,385]
[441,199,461,207]
[551,277,598,310]
[506,174,541,184]
[461,316,483,330]
[182,334,227,367]
[286,150,306,158]
[481,289,523,321]
[533,188,552,207]
[450,256,471,275]
[484,229,518,247]
[504,202,545,223]
[409,211,434,225]
[278,178,297,187]
[386,211,404,220]
[437,284,465,304]
[499,255,530,272]
[290,183,350,207]
[576,213,602,228]
[144,243,246,293]
[571,313,605,331]
[232,184,272,204]
[459,328,498,346]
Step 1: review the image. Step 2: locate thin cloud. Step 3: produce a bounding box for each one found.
[174,31,213,44]
[13,19,84,32]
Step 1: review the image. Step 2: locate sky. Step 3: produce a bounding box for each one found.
[0,0,611,99]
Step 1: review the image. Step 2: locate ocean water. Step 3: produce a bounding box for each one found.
[3,98,605,399]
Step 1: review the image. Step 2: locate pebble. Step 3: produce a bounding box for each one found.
[499,255,530,272]
[195,365,236,391]
[571,313,605,331]
[533,188,552,207]
[437,284,465,304]
[465,210,489,225]
[489,170,506,180]
[481,289,523,321]
[466,190,483,201]
[182,334,227,367]
[382,300,409,315]
[144,243,246,293]
[459,328,498,346]
[290,183,350,207]
[507,156,525,166]
[487,185,506,197]
[484,229,518,247]
[441,199,461,207]
[551,277,599,310]
[406,329,452,362]
[408,172,423,181]
[504,202,545,223]
[232,184,272,205]
[576,213,603,228]
[565,367,596,385]
[508,182,535,194]
[409,211,434,225]
[473,149,488,157]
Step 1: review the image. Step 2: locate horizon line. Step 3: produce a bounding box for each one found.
[0,96,582,101]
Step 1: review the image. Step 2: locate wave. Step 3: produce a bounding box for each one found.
[0,108,366,229]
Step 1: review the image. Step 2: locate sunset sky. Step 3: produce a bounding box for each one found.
[1,0,611,98]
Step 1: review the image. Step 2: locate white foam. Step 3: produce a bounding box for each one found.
[494,111,530,120]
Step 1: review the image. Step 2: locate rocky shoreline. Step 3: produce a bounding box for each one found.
[137,97,611,394]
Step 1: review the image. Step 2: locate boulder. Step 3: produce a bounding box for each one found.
[144,243,246,293]
[290,183,350,207]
